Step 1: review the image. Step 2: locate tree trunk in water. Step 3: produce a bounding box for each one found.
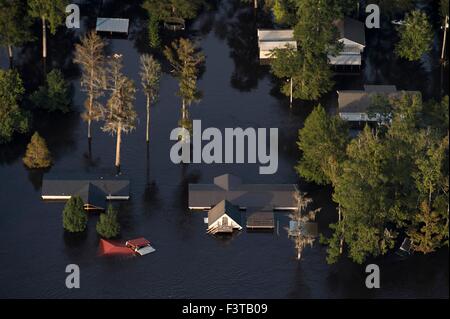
[338,205,344,254]
[254,0,258,9]
[289,77,293,108]
[8,45,13,67]
[42,16,47,59]
[146,95,150,143]
[115,124,122,172]
[441,15,448,61]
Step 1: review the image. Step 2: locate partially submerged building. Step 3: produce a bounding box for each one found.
[41,174,130,210]
[328,17,366,67]
[337,85,404,122]
[188,174,298,210]
[96,18,130,35]
[257,29,297,60]
[207,200,243,235]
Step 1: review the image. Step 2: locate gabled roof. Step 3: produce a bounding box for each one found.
[75,183,106,209]
[335,17,366,46]
[208,200,241,226]
[213,174,242,190]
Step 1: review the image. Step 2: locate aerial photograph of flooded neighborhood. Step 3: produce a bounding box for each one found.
[0,0,448,302]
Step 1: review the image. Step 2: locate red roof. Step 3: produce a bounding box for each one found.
[126,237,150,248]
[99,239,134,256]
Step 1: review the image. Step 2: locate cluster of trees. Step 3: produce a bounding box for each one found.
[74,32,167,170]
[0,0,69,62]
[297,94,449,264]
[142,0,204,48]
[268,0,349,105]
[62,196,120,239]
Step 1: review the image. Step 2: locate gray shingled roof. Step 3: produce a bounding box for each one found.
[335,17,366,46]
[208,200,241,226]
[42,174,130,208]
[189,174,297,209]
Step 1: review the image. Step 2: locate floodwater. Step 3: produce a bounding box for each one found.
[0,0,448,298]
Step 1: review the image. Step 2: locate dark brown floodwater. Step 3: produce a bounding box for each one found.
[0,0,448,298]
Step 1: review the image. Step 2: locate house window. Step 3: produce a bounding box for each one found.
[222,216,228,226]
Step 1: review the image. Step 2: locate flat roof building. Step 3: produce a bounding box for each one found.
[96,18,129,34]
[257,29,297,60]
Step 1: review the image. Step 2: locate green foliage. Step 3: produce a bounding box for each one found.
[272,0,297,26]
[31,69,72,113]
[164,38,205,107]
[296,105,349,185]
[148,14,161,49]
[142,0,203,20]
[395,10,433,61]
[28,0,68,34]
[0,69,28,143]
[23,132,52,168]
[96,205,121,239]
[63,196,88,233]
[300,94,449,264]
[441,0,449,19]
[0,0,32,54]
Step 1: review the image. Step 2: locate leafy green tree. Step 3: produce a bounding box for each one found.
[331,127,398,264]
[140,54,161,143]
[148,13,161,49]
[143,0,203,20]
[269,46,301,107]
[63,196,88,233]
[296,105,349,185]
[96,205,121,238]
[0,69,28,143]
[272,0,297,26]
[164,38,205,129]
[28,0,68,59]
[0,0,32,61]
[74,31,107,141]
[294,0,341,56]
[30,69,72,113]
[102,55,137,171]
[395,10,433,61]
[408,132,449,253]
[288,0,341,100]
[23,132,52,168]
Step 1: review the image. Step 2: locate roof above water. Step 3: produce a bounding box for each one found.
[96,18,129,33]
[335,17,366,46]
[208,200,241,226]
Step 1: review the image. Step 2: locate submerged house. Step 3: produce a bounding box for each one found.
[41,174,130,210]
[188,174,298,210]
[328,17,366,67]
[257,29,297,60]
[207,200,243,234]
[338,85,406,122]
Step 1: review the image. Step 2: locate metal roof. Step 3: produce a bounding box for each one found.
[96,18,129,33]
[189,174,297,209]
